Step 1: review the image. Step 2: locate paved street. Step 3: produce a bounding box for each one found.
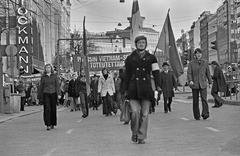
[0,95,240,156]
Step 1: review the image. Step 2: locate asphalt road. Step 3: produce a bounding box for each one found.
[0,97,240,156]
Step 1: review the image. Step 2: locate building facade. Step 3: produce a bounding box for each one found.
[208,13,218,62]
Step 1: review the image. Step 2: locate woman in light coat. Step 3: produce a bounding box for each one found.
[98,68,116,116]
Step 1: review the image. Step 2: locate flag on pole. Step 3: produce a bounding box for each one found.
[82,16,91,96]
[155,10,184,77]
[131,0,141,48]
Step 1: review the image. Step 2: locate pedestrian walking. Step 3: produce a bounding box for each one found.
[118,68,129,124]
[38,64,60,131]
[31,84,39,105]
[68,73,80,112]
[124,35,161,144]
[77,74,88,118]
[210,61,226,108]
[16,80,26,111]
[187,48,212,120]
[90,74,99,110]
[159,62,178,113]
[98,68,116,116]
[25,83,32,106]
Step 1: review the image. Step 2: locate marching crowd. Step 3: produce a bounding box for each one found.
[12,35,240,144]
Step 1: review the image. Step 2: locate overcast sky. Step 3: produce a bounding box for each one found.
[70,0,223,38]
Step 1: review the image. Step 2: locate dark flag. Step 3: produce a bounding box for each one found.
[155,10,184,77]
[82,16,91,96]
[130,0,141,49]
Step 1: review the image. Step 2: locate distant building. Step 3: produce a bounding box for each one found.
[208,13,218,62]
[217,1,229,64]
[106,16,159,54]
[200,11,212,61]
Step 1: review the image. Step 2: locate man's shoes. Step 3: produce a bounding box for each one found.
[46,126,51,131]
[138,139,145,144]
[195,118,200,120]
[131,135,138,143]
[123,122,129,125]
[50,125,54,129]
[82,114,87,118]
[202,114,209,120]
[212,105,218,108]
[218,103,223,107]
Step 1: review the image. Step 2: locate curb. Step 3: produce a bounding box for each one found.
[175,92,192,94]
[0,109,42,124]
[175,98,240,106]
[0,106,66,124]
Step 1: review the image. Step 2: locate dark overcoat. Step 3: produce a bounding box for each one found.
[90,79,99,101]
[212,66,227,92]
[124,50,160,100]
[68,79,80,97]
[187,59,212,89]
[160,71,177,98]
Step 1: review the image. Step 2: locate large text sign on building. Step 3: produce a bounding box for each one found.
[16,7,32,74]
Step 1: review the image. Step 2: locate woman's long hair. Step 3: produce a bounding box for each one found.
[43,64,54,75]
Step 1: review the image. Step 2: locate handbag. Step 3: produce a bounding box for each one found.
[120,100,131,122]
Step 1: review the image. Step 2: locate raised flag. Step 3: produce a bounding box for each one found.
[155,10,184,77]
[131,0,141,48]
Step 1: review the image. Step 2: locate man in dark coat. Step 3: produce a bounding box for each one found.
[68,73,80,112]
[77,74,88,118]
[187,48,212,120]
[210,61,226,108]
[159,62,178,113]
[124,35,161,144]
[90,74,99,110]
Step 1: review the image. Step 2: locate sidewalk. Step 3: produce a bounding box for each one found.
[0,105,66,124]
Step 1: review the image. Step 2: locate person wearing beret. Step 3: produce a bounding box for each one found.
[124,35,161,144]
[210,61,226,108]
[187,48,212,120]
[159,62,178,113]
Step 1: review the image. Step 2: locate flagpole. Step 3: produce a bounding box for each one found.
[83,16,91,96]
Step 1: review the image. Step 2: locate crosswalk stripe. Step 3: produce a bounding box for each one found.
[174,99,192,104]
[77,119,82,123]
[206,127,220,132]
[42,148,57,156]
[180,117,190,121]
[66,129,74,134]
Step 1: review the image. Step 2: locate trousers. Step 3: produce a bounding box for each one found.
[130,99,150,140]
[192,88,209,119]
[43,93,57,126]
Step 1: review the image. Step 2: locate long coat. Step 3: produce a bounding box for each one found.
[124,50,160,100]
[187,59,212,89]
[212,66,227,92]
[98,74,115,97]
[68,79,80,97]
[160,71,177,98]
[38,73,60,100]
[90,79,99,101]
